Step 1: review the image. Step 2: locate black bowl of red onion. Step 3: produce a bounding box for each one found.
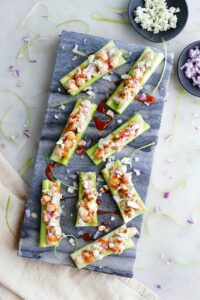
[178,41,200,97]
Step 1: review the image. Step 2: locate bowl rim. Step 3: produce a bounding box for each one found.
[128,0,189,44]
[177,40,200,97]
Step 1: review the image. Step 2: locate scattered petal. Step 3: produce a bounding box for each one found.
[186,218,195,225]
[163,192,170,199]
[156,284,161,289]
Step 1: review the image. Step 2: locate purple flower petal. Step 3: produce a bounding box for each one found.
[22,36,29,43]
[163,192,170,199]
[156,284,161,289]
[186,218,195,225]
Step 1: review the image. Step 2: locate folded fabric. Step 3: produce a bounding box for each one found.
[0,151,161,300]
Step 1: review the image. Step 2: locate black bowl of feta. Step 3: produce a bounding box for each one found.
[128,0,188,43]
[177,41,200,97]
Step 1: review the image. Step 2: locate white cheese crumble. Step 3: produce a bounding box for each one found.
[31,212,38,219]
[69,238,75,247]
[59,104,65,110]
[121,157,131,165]
[72,56,78,61]
[106,110,114,118]
[68,186,75,193]
[133,168,141,176]
[86,90,96,97]
[54,114,59,119]
[110,216,115,221]
[134,0,180,34]
[117,119,122,124]
[103,75,112,81]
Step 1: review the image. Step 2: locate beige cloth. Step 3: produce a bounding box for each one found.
[0,152,162,300]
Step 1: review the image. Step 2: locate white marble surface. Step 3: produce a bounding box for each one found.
[1,0,200,299]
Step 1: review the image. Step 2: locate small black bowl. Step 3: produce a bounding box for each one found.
[128,0,188,43]
[177,41,200,97]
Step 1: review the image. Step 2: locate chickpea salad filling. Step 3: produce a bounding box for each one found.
[76,172,98,226]
[40,180,63,247]
[106,48,164,114]
[51,99,97,165]
[102,161,146,222]
[86,113,150,165]
[61,41,126,96]
[71,225,139,269]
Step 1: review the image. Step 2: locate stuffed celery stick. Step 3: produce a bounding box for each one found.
[76,172,98,227]
[51,99,97,165]
[39,179,62,247]
[106,47,164,114]
[60,41,126,96]
[71,224,138,269]
[102,161,146,223]
[86,113,150,165]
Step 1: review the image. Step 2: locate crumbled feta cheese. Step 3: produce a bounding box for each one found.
[103,75,112,81]
[72,56,78,61]
[121,74,130,79]
[93,231,100,239]
[54,114,59,119]
[97,176,104,182]
[68,186,75,193]
[73,44,79,51]
[117,119,123,124]
[134,0,180,34]
[121,157,131,165]
[93,249,100,257]
[134,157,139,162]
[110,216,115,221]
[86,90,96,97]
[58,87,61,92]
[31,212,38,219]
[59,104,65,110]
[69,238,75,247]
[133,169,141,176]
[106,110,114,118]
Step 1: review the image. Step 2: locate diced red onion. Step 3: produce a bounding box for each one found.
[181,46,200,89]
